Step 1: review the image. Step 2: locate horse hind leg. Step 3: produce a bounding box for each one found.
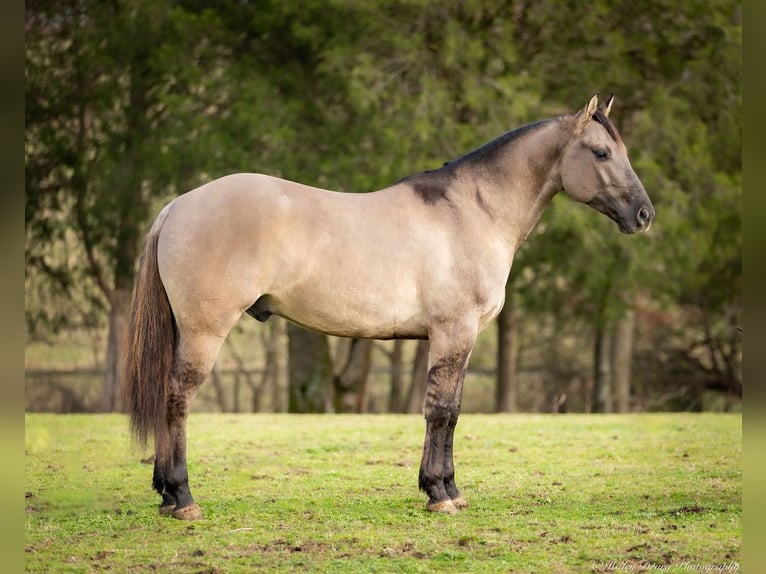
[153,327,231,520]
[154,460,177,515]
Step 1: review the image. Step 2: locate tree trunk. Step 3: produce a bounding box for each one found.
[611,309,635,413]
[404,340,429,413]
[233,369,241,413]
[389,340,404,412]
[209,361,230,412]
[263,319,283,412]
[592,325,613,413]
[287,323,333,413]
[495,302,518,412]
[99,287,130,412]
[333,339,374,413]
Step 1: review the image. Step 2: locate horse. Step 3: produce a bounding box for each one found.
[123,94,654,520]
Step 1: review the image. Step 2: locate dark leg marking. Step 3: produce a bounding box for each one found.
[419,396,452,508]
[443,369,468,508]
[419,348,471,513]
[153,459,176,514]
[156,361,207,519]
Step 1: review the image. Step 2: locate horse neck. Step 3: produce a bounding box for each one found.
[460,118,570,248]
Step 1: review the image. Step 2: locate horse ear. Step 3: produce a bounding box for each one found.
[599,93,615,117]
[575,94,599,131]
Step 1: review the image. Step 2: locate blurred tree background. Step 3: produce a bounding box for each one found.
[25,0,741,414]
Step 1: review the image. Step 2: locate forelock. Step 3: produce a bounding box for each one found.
[592,109,625,148]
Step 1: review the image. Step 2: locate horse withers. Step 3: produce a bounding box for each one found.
[123,94,654,520]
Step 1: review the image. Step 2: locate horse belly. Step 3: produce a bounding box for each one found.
[268,268,428,339]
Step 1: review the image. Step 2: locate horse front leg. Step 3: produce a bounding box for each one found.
[419,397,454,513]
[418,331,474,514]
[443,369,468,509]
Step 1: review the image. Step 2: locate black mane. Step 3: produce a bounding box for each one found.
[400,118,556,205]
[450,118,556,168]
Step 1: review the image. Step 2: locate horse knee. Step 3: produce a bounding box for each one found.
[424,399,452,424]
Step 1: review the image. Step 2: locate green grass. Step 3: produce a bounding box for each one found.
[25,414,741,573]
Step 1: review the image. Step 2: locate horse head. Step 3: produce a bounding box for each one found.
[560,94,654,233]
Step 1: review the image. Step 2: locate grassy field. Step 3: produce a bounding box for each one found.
[25,413,741,573]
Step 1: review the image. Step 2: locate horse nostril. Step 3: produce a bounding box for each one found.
[637,206,651,226]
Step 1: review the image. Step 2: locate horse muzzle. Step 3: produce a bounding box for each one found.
[588,195,655,234]
[616,202,654,234]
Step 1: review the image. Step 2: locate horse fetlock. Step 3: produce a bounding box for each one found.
[444,476,468,508]
[158,491,177,514]
[419,471,450,504]
[443,475,461,499]
[418,466,428,491]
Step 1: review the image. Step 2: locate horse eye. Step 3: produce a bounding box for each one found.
[593,148,610,161]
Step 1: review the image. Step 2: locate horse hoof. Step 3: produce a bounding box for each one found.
[159,504,175,515]
[427,499,459,514]
[451,495,469,509]
[172,503,203,520]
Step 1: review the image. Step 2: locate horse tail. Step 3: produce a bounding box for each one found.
[122,201,177,462]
